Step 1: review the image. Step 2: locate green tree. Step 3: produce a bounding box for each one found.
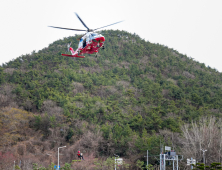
[15,165,21,170]
[61,163,72,170]
[136,160,144,170]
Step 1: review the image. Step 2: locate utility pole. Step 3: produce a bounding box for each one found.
[201,149,207,165]
[58,146,66,170]
[144,150,149,170]
[147,150,148,170]
[191,157,193,169]
[114,154,119,170]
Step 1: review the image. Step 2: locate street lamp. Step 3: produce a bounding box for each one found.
[114,154,119,170]
[201,149,207,165]
[58,146,66,170]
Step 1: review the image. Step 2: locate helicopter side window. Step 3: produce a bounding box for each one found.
[86,35,90,43]
[78,38,83,48]
[89,34,93,40]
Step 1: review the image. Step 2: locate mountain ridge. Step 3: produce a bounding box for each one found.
[0,29,222,169]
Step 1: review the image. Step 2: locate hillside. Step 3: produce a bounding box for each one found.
[0,30,222,169]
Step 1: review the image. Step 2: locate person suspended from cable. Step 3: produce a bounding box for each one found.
[77,151,84,160]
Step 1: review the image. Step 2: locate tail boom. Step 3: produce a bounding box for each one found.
[62,46,85,58]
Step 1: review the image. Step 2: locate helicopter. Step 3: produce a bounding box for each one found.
[49,13,123,58]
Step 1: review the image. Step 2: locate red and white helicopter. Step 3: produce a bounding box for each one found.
[49,13,123,58]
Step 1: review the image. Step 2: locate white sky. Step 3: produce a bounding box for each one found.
[0,0,222,72]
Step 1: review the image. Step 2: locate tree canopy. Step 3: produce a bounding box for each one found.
[1,30,222,168]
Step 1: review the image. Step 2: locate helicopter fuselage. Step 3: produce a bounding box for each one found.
[77,32,105,55]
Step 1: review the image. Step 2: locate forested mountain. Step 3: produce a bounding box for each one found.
[0,30,222,169]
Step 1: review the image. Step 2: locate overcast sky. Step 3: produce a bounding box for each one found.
[1,0,222,72]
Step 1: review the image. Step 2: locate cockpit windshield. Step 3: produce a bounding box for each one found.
[91,33,98,37]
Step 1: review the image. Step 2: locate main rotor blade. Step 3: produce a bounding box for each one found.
[75,13,90,31]
[93,20,124,31]
[48,26,86,31]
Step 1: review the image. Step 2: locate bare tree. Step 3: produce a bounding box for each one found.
[0,84,17,108]
[181,116,222,164]
[41,100,63,118]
